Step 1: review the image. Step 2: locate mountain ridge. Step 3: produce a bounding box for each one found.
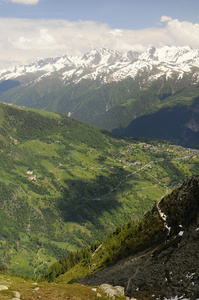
[0,45,199,85]
[53,176,199,299]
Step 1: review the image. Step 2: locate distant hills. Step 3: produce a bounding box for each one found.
[0,102,199,277]
[0,46,199,148]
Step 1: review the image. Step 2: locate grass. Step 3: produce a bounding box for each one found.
[137,185,167,199]
[0,273,112,300]
[9,250,35,275]
[0,105,5,126]
[15,282,110,300]
[14,105,63,120]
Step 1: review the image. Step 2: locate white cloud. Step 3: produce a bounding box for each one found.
[160,16,173,22]
[1,16,199,69]
[164,17,199,48]
[9,0,39,4]
[110,29,123,37]
[13,29,57,50]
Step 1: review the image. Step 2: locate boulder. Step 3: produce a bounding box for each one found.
[11,291,20,300]
[0,285,8,291]
[100,283,124,299]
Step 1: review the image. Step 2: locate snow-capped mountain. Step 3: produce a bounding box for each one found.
[0,48,139,84]
[112,45,199,83]
[0,46,199,86]
[1,45,199,149]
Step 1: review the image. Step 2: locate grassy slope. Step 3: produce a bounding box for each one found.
[53,176,199,286]
[0,102,199,277]
[0,272,114,300]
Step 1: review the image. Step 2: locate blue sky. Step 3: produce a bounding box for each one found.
[0,0,199,68]
[1,0,199,29]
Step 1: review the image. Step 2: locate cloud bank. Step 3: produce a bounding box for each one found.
[1,16,199,68]
[9,0,39,4]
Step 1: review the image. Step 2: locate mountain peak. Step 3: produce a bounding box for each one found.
[140,45,199,65]
[145,45,158,60]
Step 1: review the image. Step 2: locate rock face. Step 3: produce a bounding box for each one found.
[80,176,199,300]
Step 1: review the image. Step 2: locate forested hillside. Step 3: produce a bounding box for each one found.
[0,102,199,277]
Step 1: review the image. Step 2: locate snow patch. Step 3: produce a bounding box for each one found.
[159,208,167,221]
[163,297,190,300]
[178,231,184,236]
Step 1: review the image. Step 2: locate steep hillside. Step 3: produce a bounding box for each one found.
[0,102,199,278]
[54,176,199,300]
[122,88,199,149]
[1,46,199,147]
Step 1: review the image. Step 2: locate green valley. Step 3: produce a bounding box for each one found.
[0,102,199,277]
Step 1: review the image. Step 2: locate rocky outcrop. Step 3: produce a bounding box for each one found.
[80,176,199,299]
[99,284,124,299]
[11,291,21,300]
[0,285,21,300]
[0,285,8,291]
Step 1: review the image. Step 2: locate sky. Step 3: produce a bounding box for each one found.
[0,0,199,68]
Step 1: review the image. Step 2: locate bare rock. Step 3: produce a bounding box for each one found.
[100,283,124,299]
[0,285,8,291]
[11,291,21,300]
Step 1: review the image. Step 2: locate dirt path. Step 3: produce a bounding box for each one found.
[34,248,45,275]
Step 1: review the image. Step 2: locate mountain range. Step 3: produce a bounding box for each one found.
[1,45,199,147]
